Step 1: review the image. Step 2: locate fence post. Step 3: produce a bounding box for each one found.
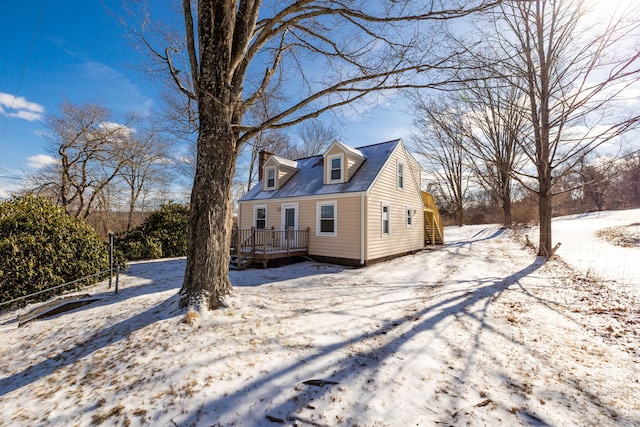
[115,268,119,294]
[108,230,114,289]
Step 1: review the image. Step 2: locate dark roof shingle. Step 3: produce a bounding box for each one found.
[240,139,400,201]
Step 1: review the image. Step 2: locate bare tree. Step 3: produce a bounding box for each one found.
[412,99,472,226]
[118,125,173,232]
[239,97,291,193]
[283,120,340,159]
[478,0,640,256]
[622,150,640,207]
[461,76,529,227]
[30,101,136,219]
[137,0,502,310]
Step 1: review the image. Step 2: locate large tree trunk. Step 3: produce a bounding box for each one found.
[178,0,241,311]
[502,198,513,228]
[501,172,513,228]
[537,180,553,257]
[456,201,464,227]
[179,110,238,310]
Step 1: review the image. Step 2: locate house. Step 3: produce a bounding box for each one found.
[234,139,443,268]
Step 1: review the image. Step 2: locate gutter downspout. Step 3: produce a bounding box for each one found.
[360,192,365,266]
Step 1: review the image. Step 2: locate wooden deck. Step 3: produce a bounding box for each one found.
[230,227,310,269]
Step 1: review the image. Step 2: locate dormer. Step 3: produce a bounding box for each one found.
[261,154,298,191]
[323,140,366,184]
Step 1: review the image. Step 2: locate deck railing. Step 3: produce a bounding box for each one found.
[231,227,310,256]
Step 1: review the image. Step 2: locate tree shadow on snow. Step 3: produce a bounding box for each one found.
[0,258,350,399]
[229,261,347,288]
[449,226,507,247]
[177,258,550,426]
[178,249,640,427]
[0,260,187,397]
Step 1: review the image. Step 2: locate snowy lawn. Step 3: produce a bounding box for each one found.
[0,209,638,426]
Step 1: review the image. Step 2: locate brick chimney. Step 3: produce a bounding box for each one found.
[258,150,273,181]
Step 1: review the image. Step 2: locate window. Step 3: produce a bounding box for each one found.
[316,201,337,236]
[327,154,343,183]
[382,203,390,235]
[406,207,413,227]
[397,162,404,189]
[266,167,276,189]
[254,206,267,229]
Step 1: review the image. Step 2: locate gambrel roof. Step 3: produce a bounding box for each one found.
[240,139,401,201]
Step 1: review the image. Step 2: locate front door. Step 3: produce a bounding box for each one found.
[281,203,298,247]
[285,208,295,231]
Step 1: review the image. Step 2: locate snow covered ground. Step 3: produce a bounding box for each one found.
[0,209,638,426]
[547,209,640,296]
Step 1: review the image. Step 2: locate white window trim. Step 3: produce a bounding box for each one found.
[316,200,338,237]
[397,162,405,190]
[381,202,391,236]
[406,206,414,227]
[327,153,344,184]
[265,166,277,190]
[254,205,267,229]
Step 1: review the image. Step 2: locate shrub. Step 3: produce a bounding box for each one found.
[117,202,189,260]
[0,195,111,305]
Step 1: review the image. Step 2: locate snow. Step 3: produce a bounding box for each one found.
[0,209,638,426]
[549,209,640,296]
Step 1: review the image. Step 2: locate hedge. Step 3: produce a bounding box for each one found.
[0,195,111,305]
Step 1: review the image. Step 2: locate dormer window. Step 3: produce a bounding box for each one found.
[321,140,365,185]
[327,154,343,183]
[266,166,276,189]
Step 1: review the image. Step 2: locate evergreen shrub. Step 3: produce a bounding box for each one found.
[0,195,111,305]
[117,202,189,260]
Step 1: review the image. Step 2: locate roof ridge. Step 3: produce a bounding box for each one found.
[355,138,401,150]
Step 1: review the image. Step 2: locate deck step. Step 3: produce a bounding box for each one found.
[425,228,444,245]
[229,255,253,270]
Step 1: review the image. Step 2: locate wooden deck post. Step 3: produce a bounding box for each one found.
[287,229,291,254]
[431,214,435,246]
[250,226,256,255]
[233,227,240,263]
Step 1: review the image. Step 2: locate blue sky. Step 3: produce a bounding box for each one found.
[0,1,162,195]
[0,1,414,198]
[3,1,635,200]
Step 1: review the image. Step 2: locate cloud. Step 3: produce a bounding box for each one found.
[10,110,43,121]
[0,92,45,122]
[27,154,57,169]
[99,121,134,132]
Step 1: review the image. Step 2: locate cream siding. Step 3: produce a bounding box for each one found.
[325,144,345,158]
[278,165,297,188]
[241,139,425,265]
[346,155,365,181]
[324,145,344,184]
[261,157,300,191]
[262,157,279,191]
[366,143,424,261]
[238,195,362,261]
[308,196,361,259]
[324,143,364,184]
[239,199,284,229]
